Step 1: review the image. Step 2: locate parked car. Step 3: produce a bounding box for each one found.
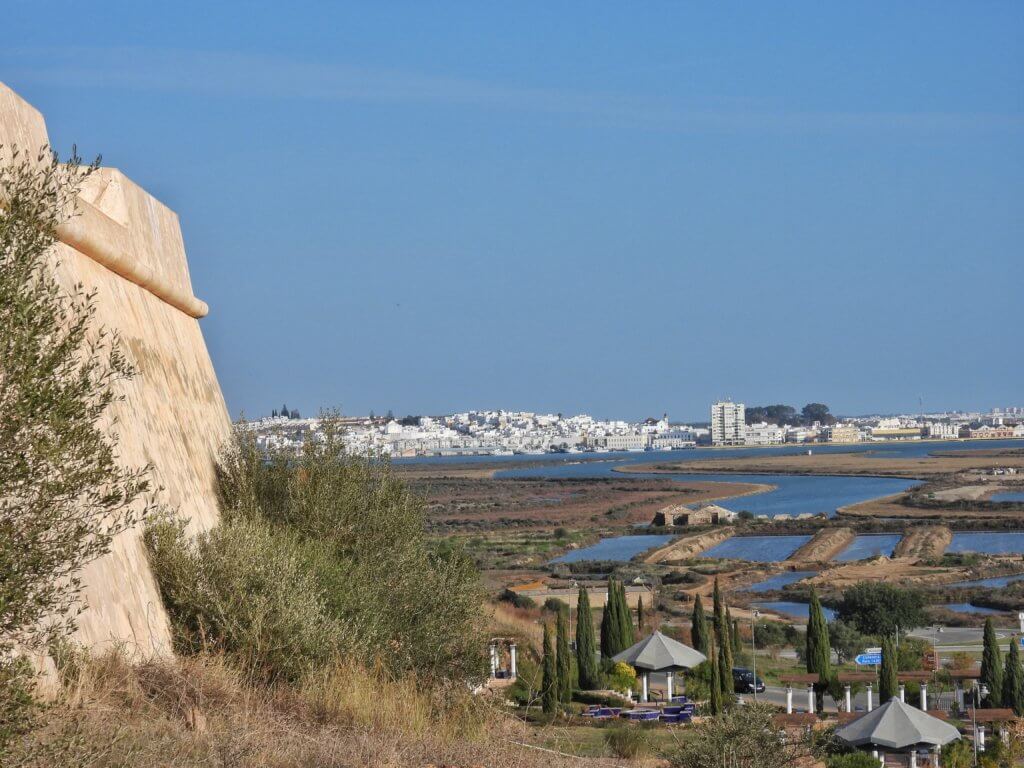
[732,667,765,693]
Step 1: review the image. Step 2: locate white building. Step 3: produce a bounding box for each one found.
[924,422,959,440]
[744,421,785,445]
[711,401,746,446]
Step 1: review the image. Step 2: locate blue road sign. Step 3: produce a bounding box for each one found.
[855,653,882,666]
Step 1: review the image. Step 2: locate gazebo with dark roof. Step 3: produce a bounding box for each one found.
[612,630,706,703]
[834,698,961,768]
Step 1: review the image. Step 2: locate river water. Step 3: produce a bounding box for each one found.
[397,439,1024,563]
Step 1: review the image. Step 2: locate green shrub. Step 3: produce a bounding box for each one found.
[543,597,568,614]
[498,589,537,610]
[826,753,886,768]
[149,422,488,683]
[145,516,337,683]
[604,725,649,758]
[573,689,632,707]
[605,662,637,695]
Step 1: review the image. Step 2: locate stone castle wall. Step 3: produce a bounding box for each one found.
[1,82,231,656]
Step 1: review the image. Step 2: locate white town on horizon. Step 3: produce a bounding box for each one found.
[238,401,1024,458]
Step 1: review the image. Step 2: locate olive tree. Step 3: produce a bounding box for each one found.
[667,703,818,768]
[0,146,149,747]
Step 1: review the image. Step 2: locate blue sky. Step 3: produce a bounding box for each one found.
[4,2,1022,421]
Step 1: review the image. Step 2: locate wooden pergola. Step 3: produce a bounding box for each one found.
[965,708,1016,753]
[948,669,982,710]
[781,668,982,715]
[837,671,877,713]
[779,673,821,714]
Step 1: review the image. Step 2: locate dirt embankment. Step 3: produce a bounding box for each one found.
[788,527,856,562]
[893,526,953,560]
[644,528,733,564]
[838,493,1022,520]
[808,558,960,589]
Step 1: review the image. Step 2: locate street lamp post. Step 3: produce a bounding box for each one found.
[974,683,988,767]
[751,609,760,703]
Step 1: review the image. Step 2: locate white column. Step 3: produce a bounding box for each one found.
[666,672,674,701]
[978,725,986,752]
[910,749,917,768]
[867,684,874,712]
[489,643,498,678]
[807,684,815,714]
[956,681,964,710]
[1001,725,1009,744]
[786,685,793,714]
[899,683,906,703]
[920,682,928,711]
[509,643,517,679]
[933,745,941,768]
[844,684,852,712]
[641,672,649,703]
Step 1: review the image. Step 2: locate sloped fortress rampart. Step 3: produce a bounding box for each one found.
[0,82,232,656]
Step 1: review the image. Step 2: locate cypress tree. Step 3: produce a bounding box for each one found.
[691,593,709,656]
[617,581,636,648]
[542,622,558,714]
[806,588,832,710]
[556,608,572,703]
[600,577,619,658]
[717,636,733,703]
[712,578,724,647]
[728,607,741,656]
[1003,637,1024,716]
[713,578,733,685]
[982,618,1004,707]
[637,595,645,634]
[879,636,898,704]
[709,638,723,715]
[575,586,600,690]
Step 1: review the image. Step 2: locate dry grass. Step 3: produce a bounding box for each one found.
[489,602,544,646]
[7,651,626,768]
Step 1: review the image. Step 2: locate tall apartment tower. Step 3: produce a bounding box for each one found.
[711,400,746,446]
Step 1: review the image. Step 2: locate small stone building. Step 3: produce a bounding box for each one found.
[653,503,736,527]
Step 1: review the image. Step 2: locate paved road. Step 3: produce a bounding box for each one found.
[910,625,1016,651]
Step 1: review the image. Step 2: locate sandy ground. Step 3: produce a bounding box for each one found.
[806,557,962,589]
[931,484,993,501]
[892,526,953,559]
[644,528,733,563]
[839,493,1022,519]
[788,527,855,562]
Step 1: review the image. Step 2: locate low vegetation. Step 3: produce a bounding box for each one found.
[5,649,590,768]
[147,422,487,684]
